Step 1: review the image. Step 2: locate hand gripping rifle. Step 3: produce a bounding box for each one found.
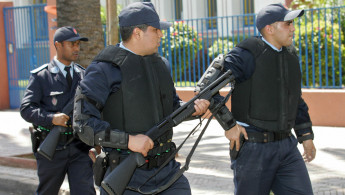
[101,55,234,195]
[37,99,74,161]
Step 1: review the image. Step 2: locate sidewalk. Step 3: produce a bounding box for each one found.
[0,109,344,194]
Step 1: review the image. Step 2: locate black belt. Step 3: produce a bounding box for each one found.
[109,141,176,170]
[58,133,74,144]
[246,131,292,143]
[36,126,74,144]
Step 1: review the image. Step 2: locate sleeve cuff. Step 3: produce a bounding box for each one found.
[297,133,314,144]
[47,113,55,125]
[294,122,313,137]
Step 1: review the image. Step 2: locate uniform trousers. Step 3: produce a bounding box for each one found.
[100,159,191,195]
[231,133,313,195]
[35,141,95,195]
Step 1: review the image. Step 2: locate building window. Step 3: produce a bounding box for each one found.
[207,0,217,29]
[175,0,183,20]
[33,0,47,4]
[243,0,254,26]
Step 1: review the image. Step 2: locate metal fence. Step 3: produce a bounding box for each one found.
[158,6,345,88]
[158,14,258,87]
[295,6,344,88]
[4,6,344,109]
[4,4,50,108]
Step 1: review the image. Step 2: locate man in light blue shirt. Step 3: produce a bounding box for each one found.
[216,3,316,195]
[20,26,95,195]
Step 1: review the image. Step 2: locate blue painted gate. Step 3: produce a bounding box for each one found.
[3,4,50,108]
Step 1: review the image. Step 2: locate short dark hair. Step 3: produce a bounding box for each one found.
[120,24,149,42]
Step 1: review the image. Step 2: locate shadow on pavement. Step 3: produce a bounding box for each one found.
[321,148,345,161]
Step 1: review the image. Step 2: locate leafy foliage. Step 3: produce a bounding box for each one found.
[100,5,123,25]
[291,1,345,87]
[292,0,343,9]
[208,38,234,58]
[294,18,345,87]
[161,21,203,82]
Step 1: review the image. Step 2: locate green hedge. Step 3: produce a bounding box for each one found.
[161,21,203,82]
[294,19,345,87]
[208,38,234,58]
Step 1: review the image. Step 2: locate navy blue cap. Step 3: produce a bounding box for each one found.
[53,26,88,42]
[256,3,304,31]
[119,2,171,30]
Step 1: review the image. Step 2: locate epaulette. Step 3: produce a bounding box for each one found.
[30,64,49,74]
[74,63,85,70]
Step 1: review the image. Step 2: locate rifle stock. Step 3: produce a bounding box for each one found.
[37,126,63,161]
[101,152,146,195]
[37,99,74,161]
[102,69,234,195]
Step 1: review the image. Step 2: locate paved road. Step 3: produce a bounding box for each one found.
[0,110,344,194]
[173,119,345,195]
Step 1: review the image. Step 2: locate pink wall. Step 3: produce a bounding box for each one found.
[0,2,13,110]
[302,89,345,127]
[176,88,345,127]
[47,0,57,60]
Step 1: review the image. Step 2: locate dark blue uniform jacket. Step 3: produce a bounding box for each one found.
[20,60,84,127]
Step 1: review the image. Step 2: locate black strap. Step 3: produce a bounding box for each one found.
[85,96,104,111]
[58,136,74,151]
[126,113,213,194]
[127,89,232,195]
[105,127,111,142]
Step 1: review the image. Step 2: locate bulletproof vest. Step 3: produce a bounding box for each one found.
[231,37,301,132]
[94,46,174,135]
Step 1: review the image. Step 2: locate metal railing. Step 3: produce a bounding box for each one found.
[295,6,345,88]
[157,6,345,88]
[4,5,343,108]
[4,4,50,108]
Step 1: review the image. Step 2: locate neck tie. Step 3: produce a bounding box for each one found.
[64,66,72,89]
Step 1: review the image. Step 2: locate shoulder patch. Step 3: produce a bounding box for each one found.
[30,64,49,74]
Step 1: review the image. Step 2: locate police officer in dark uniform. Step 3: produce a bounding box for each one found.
[73,2,210,195]
[209,3,316,195]
[20,26,96,195]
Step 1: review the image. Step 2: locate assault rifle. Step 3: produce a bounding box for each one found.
[37,99,74,161]
[101,60,234,195]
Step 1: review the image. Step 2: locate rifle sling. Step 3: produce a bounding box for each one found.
[127,90,232,194]
[59,136,75,151]
[126,115,211,194]
[105,127,111,142]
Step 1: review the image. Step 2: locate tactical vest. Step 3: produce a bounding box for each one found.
[94,46,174,135]
[231,37,301,132]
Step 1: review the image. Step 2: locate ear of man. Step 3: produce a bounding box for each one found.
[261,23,277,38]
[132,27,142,40]
[264,24,273,35]
[54,41,62,50]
